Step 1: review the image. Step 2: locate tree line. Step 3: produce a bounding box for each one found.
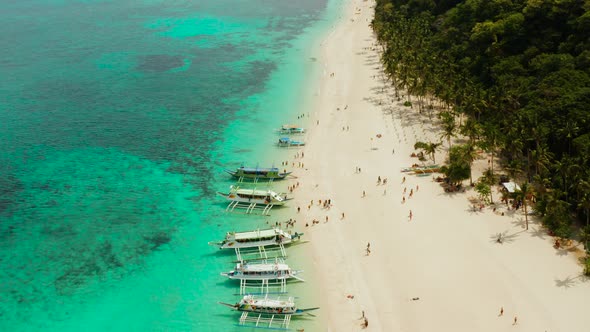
[373,0,590,269]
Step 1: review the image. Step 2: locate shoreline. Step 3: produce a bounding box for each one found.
[292,0,590,331]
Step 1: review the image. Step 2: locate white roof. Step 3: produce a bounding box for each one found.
[234,228,278,240]
[235,188,275,195]
[502,182,521,193]
[238,262,290,272]
[241,295,294,307]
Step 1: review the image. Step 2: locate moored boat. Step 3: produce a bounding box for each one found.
[217,185,290,206]
[277,124,306,135]
[224,165,291,181]
[277,137,305,147]
[209,228,303,249]
[219,295,319,316]
[221,260,303,281]
[401,164,440,173]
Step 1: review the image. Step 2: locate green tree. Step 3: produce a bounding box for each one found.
[439,111,456,150]
[440,145,471,186]
[515,182,534,230]
[475,181,491,203]
[542,194,572,238]
[414,141,442,163]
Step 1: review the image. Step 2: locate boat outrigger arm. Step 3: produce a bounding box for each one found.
[217,302,320,316]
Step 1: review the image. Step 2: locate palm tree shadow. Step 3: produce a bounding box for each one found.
[509,216,527,229]
[529,225,547,240]
[554,274,589,288]
[466,206,481,215]
[555,248,570,257]
[490,230,523,245]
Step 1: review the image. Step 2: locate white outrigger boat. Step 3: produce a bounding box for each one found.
[224,165,291,182]
[277,137,305,147]
[218,185,291,216]
[221,260,303,282]
[277,124,306,135]
[219,295,319,316]
[218,185,290,208]
[209,228,303,250]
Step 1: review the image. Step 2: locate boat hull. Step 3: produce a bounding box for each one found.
[224,169,291,181]
[212,230,302,250]
[218,238,293,249]
[217,191,289,206]
[218,302,318,316]
[220,272,297,281]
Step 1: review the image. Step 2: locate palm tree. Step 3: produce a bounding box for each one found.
[515,182,534,230]
[557,120,579,155]
[462,143,479,185]
[530,144,553,177]
[460,118,482,145]
[481,169,496,203]
[481,124,501,175]
[577,180,590,227]
[441,145,471,187]
[414,141,442,163]
[439,111,456,150]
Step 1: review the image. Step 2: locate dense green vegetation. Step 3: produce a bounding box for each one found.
[373,0,590,254]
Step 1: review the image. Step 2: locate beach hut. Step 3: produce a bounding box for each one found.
[501,182,521,195]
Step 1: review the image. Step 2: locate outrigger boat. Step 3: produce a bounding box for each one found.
[277,124,306,135]
[224,165,291,182]
[401,164,440,173]
[221,260,304,281]
[209,228,303,250]
[217,185,290,206]
[277,137,305,147]
[219,295,319,316]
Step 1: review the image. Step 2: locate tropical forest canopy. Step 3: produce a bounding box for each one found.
[373,0,590,241]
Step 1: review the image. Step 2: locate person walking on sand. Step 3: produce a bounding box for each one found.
[402,176,406,184]
[499,307,504,316]
[362,190,366,198]
[409,210,413,221]
[366,242,371,256]
[513,316,518,325]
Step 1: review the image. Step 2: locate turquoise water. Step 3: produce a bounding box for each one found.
[0,0,345,330]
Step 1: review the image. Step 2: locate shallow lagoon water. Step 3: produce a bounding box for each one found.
[0,0,345,330]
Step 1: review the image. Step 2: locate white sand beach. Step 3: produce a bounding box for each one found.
[288,0,590,331]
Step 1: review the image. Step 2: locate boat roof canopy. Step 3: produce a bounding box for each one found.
[239,262,289,271]
[239,166,278,172]
[235,188,273,195]
[234,229,279,240]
